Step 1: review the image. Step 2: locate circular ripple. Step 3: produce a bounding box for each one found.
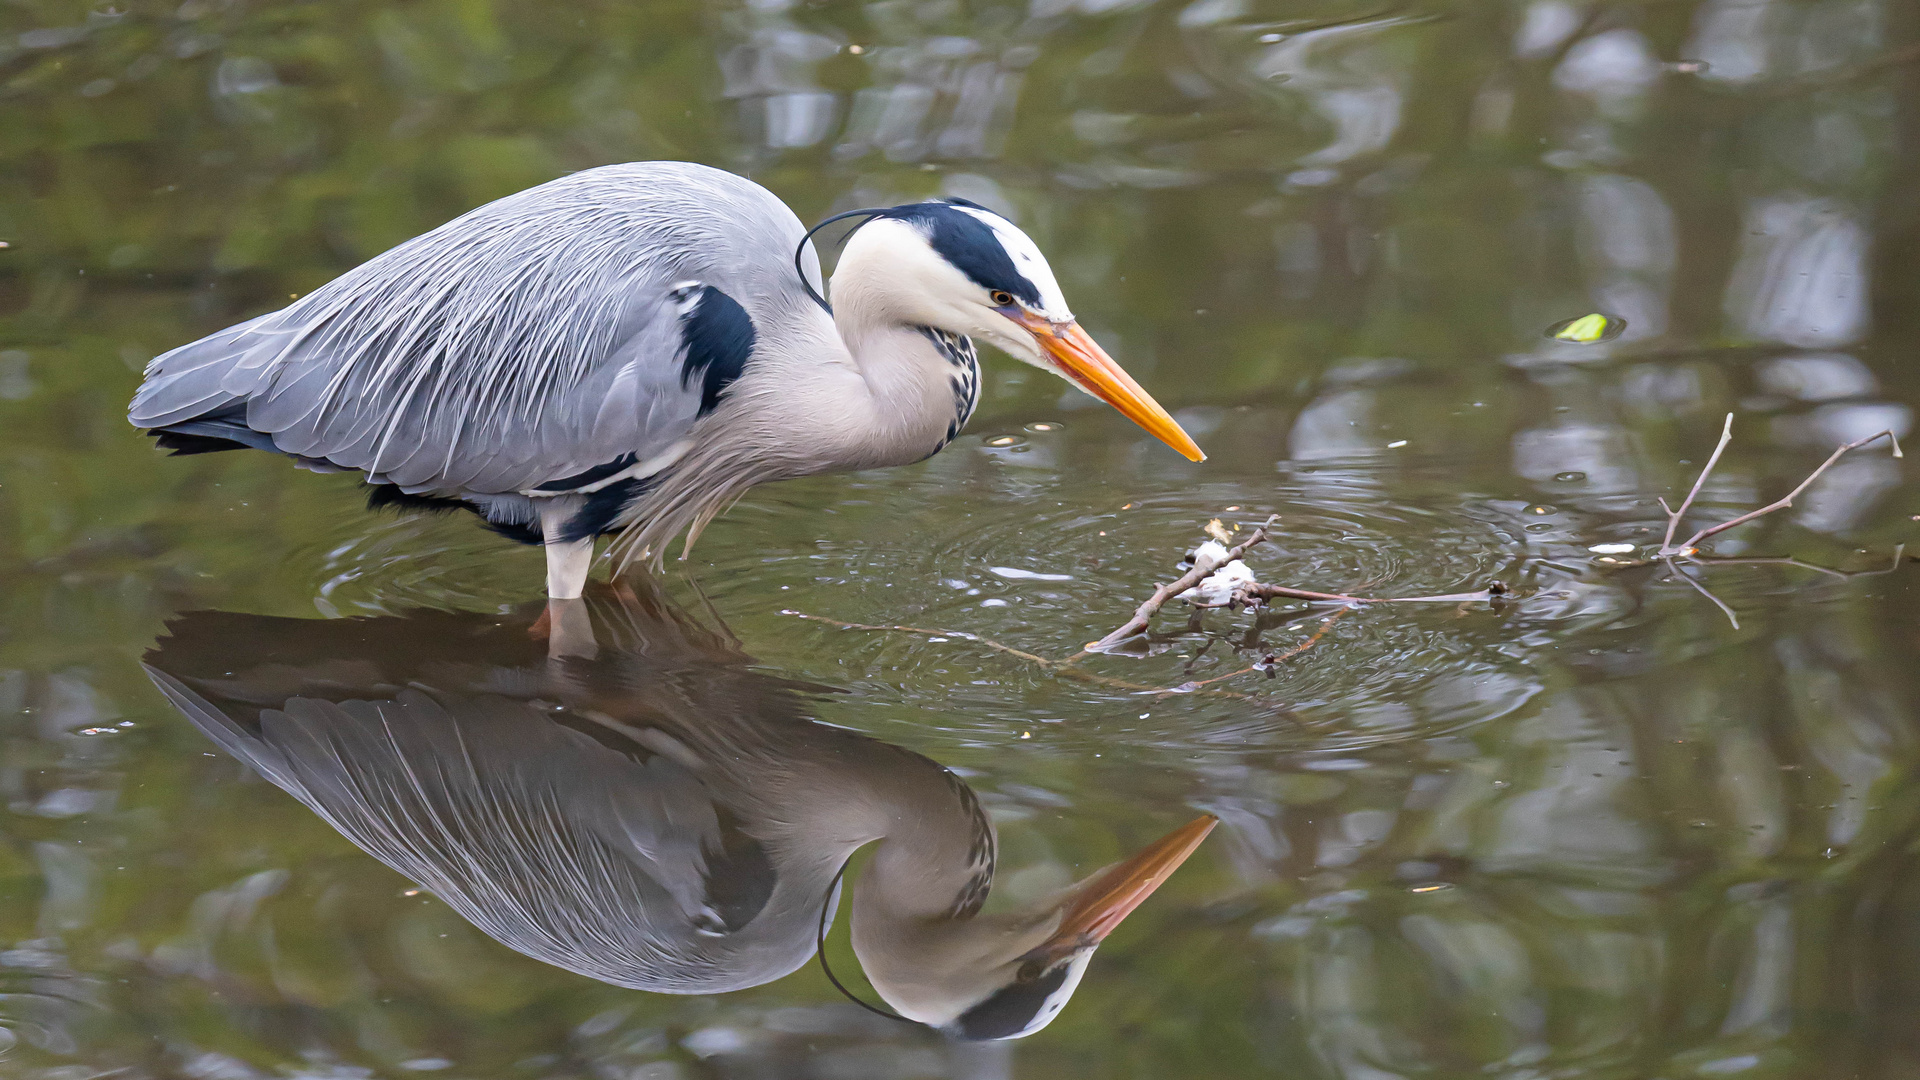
[692,451,1555,754]
[281,510,536,616]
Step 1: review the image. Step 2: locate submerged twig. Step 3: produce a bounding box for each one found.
[1161,608,1350,693]
[1686,546,1907,579]
[1668,558,1742,630]
[781,611,1055,666]
[781,609,1271,701]
[1232,583,1504,606]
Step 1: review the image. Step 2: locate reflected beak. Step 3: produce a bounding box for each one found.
[1029,814,1217,960]
[1015,313,1206,462]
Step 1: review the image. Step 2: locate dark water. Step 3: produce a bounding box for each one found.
[6,0,1920,1076]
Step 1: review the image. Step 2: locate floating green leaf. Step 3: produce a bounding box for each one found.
[1546,313,1627,343]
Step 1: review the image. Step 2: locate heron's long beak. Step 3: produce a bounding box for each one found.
[1026,814,1217,962]
[1017,314,1205,462]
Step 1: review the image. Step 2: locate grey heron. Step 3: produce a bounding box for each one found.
[141,582,1216,1039]
[128,161,1205,598]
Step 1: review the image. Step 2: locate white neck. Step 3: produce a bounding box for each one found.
[702,282,975,474]
[834,318,975,468]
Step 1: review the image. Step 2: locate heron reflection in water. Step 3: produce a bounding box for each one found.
[141,583,1214,1040]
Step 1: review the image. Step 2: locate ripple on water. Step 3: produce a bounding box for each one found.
[696,457,1565,754]
[272,445,1899,755]
[285,511,535,616]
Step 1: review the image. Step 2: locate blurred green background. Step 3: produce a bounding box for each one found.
[5,0,1920,1077]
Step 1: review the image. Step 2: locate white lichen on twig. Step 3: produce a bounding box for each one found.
[1087,516,1507,651]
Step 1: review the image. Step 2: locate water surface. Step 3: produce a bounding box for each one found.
[5,0,1920,1076]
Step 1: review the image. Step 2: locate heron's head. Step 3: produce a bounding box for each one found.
[829,199,1205,462]
[856,814,1217,1040]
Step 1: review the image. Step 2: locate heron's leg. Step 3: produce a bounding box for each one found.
[544,539,594,599]
[536,498,595,600]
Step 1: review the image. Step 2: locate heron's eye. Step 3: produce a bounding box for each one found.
[1015,959,1047,983]
[990,290,1015,307]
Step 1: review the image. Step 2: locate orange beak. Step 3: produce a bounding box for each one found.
[1028,814,1217,960]
[1015,313,1206,462]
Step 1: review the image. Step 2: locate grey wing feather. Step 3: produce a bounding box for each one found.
[129,162,808,493]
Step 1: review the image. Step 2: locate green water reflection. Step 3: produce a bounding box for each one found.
[5,0,1920,1076]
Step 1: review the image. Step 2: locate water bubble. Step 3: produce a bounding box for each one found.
[985,435,1021,447]
[1552,471,1586,483]
[1526,504,1556,515]
[76,727,120,736]
[1524,522,1553,533]
[1024,422,1061,432]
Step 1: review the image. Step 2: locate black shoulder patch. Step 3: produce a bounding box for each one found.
[679,286,756,417]
[555,475,652,544]
[879,203,1042,307]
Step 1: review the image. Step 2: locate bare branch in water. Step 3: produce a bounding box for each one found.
[1660,412,1735,553]
[1086,515,1280,651]
[1087,518,1506,648]
[1605,415,1908,626]
[1668,428,1902,555]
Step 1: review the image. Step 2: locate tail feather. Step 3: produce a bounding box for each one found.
[127,312,279,429]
